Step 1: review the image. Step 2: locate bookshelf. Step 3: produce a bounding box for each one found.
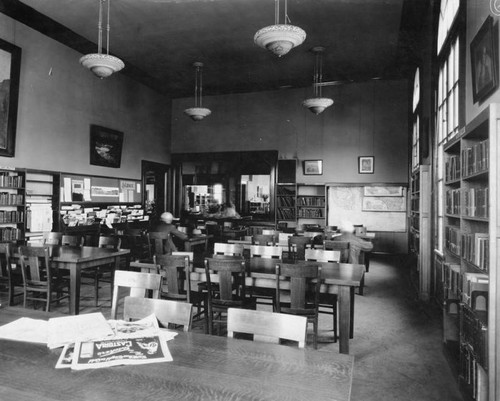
[276,160,297,225]
[0,169,25,243]
[441,105,498,401]
[297,184,326,226]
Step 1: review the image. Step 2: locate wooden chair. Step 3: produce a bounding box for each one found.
[110,270,162,319]
[123,229,152,261]
[42,232,63,245]
[61,235,84,247]
[123,296,193,332]
[288,236,312,261]
[250,245,282,259]
[149,231,170,256]
[204,257,255,335]
[324,240,350,262]
[305,249,339,342]
[81,235,122,306]
[227,308,307,348]
[252,234,275,246]
[275,262,321,349]
[0,243,23,306]
[156,254,191,302]
[214,242,244,256]
[18,245,70,312]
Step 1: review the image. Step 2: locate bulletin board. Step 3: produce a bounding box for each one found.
[61,174,141,203]
[327,184,407,232]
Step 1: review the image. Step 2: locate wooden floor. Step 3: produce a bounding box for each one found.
[0,254,463,401]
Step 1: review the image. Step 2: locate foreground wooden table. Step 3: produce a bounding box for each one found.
[0,307,354,401]
[48,246,130,315]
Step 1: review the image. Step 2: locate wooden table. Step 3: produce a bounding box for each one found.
[0,307,354,401]
[48,246,130,315]
[184,234,212,252]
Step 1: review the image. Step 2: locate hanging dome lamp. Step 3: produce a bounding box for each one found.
[302,46,334,115]
[184,62,212,121]
[254,0,306,57]
[80,0,124,78]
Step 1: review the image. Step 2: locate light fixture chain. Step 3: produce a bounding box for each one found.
[199,66,203,108]
[97,0,103,54]
[275,0,279,25]
[194,66,199,108]
[106,0,111,55]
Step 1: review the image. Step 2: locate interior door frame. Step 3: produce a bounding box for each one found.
[141,160,170,220]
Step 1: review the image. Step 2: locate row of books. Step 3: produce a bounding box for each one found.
[442,262,461,300]
[462,139,489,178]
[0,210,24,224]
[463,187,488,218]
[0,173,23,188]
[297,208,324,218]
[0,193,24,206]
[460,305,488,372]
[445,226,461,256]
[460,343,488,401]
[445,189,461,215]
[442,262,489,308]
[445,154,461,182]
[276,207,295,220]
[461,233,489,271]
[0,227,22,241]
[277,196,295,207]
[297,197,325,206]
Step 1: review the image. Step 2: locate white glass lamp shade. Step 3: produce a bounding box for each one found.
[302,97,334,115]
[184,107,212,121]
[80,54,125,78]
[254,24,306,57]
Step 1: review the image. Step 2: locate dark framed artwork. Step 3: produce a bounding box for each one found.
[471,16,499,104]
[358,156,374,174]
[89,125,124,168]
[0,38,22,157]
[303,160,323,175]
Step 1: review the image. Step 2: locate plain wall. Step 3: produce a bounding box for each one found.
[0,12,171,179]
[466,2,500,124]
[172,80,408,185]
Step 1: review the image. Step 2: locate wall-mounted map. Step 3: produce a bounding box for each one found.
[327,185,407,232]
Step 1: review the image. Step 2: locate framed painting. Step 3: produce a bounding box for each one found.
[89,125,124,168]
[471,16,499,104]
[303,160,323,175]
[0,38,22,157]
[358,156,374,174]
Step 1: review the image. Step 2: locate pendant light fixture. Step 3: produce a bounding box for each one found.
[184,62,212,121]
[302,47,333,115]
[80,0,124,78]
[254,0,306,57]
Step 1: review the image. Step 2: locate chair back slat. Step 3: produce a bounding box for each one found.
[250,245,282,259]
[123,296,193,332]
[214,242,244,256]
[227,308,307,348]
[111,270,162,318]
[19,246,50,285]
[305,248,340,263]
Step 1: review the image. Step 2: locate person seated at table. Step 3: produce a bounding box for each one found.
[335,221,373,264]
[151,212,188,253]
[220,202,240,219]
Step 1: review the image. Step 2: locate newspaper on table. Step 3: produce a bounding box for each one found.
[58,314,174,370]
[0,317,49,344]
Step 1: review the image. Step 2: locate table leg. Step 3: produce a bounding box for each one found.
[185,242,192,252]
[338,285,351,354]
[350,287,355,339]
[69,264,81,315]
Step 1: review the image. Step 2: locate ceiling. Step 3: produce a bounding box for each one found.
[7,0,427,98]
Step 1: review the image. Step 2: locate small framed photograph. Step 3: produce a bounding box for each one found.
[303,160,323,175]
[471,16,499,104]
[358,156,374,174]
[90,125,124,168]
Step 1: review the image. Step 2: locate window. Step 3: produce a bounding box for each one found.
[435,0,462,253]
[412,69,420,171]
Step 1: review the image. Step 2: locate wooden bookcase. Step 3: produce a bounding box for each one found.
[276,160,297,226]
[441,104,500,400]
[0,168,25,243]
[297,184,326,227]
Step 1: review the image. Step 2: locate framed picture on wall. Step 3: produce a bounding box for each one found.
[0,38,22,157]
[303,160,323,175]
[358,156,374,174]
[471,16,499,104]
[90,125,124,168]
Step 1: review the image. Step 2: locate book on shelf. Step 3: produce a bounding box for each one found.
[460,232,489,271]
[445,189,460,215]
[445,226,461,256]
[443,262,461,300]
[0,172,23,188]
[462,187,488,218]
[445,154,461,182]
[297,197,325,206]
[461,139,489,178]
[297,208,324,218]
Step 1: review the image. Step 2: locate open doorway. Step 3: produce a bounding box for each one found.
[141,160,170,222]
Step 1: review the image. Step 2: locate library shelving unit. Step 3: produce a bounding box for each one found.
[0,168,26,243]
[441,104,500,401]
[296,184,326,227]
[276,159,297,227]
